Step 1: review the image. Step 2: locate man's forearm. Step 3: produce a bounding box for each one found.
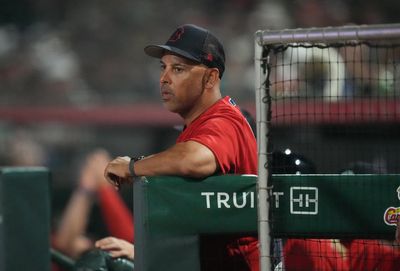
[134,141,217,178]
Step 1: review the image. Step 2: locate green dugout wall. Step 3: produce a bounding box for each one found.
[134,174,400,271]
[134,175,257,271]
[0,167,51,271]
[270,174,400,238]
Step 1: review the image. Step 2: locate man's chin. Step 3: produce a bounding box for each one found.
[162,102,178,113]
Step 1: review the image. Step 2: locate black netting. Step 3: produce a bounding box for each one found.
[261,41,400,271]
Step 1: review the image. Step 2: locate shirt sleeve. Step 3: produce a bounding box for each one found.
[188,118,239,174]
[98,185,134,242]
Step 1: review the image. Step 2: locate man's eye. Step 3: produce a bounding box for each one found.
[173,67,184,72]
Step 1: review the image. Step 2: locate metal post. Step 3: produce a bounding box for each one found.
[255,31,271,271]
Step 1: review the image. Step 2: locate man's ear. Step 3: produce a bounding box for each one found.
[204,68,219,88]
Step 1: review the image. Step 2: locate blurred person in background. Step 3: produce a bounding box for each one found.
[4,131,135,259]
[4,134,135,269]
[283,160,400,271]
[268,149,346,271]
[52,149,134,260]
[338,161,400,271]
[6,129,47,166]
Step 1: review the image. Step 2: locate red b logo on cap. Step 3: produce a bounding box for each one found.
[169,27,184,42]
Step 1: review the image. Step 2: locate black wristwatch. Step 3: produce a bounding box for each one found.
[129,156,145,177]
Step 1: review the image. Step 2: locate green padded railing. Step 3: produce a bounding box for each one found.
[134,175,257,271]
[270,174,400,238]
[133,174,400,271]
[0,167,51,271]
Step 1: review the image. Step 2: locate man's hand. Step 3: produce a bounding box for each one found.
[80,149,111,191]
[95,237,134,260]
[104,156,132,189]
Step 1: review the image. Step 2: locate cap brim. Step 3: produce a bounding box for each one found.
[144,45,201,63]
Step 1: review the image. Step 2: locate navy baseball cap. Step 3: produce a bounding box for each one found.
[144,24,225,78]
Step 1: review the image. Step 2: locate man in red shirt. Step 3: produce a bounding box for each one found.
[98,24,258,269]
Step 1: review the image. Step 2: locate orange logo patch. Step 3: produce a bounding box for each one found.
[384,207,400,225]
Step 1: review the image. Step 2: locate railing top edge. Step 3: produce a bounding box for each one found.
[257,23,400,45]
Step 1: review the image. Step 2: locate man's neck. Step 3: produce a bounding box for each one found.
[182,91,222,125]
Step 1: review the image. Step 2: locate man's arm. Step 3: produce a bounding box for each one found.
[104,141,218,186]
[54,149,110,258]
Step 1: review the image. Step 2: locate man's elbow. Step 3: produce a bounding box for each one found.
[178,162,216,179]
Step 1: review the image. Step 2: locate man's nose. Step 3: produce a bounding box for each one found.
[160,69,170,84]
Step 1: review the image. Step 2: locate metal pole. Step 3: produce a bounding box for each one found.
[255,30,271,271]
[258,23,400,45]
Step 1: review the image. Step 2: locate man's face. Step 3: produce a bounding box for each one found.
[159,54,208,116]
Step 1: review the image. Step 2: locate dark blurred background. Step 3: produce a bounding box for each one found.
[0,0,399,230]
